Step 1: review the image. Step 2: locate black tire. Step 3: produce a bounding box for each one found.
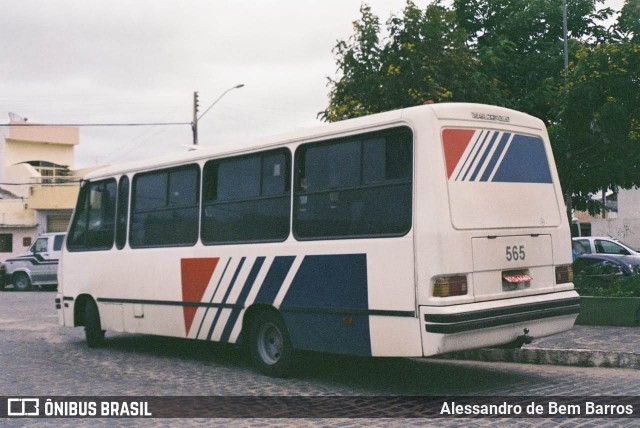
[84,300,105,348]
[13,272,32,291]
[248,311,294,377]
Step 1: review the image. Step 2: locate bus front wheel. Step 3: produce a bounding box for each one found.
[248,311,294,377]
[84,300,105,348]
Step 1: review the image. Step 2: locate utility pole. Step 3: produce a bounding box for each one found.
[191,84,244,146]
[192,91,199,145]
[562,0,573,229]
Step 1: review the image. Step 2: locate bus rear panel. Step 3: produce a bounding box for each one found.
[414,105,578,356]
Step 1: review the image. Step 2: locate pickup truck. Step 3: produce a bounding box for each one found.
[4,232,65,291]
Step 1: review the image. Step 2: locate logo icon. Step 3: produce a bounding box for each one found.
[7,398,40,416]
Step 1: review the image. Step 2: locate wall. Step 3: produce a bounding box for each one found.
[7,122,78,146]
[618,188,640,219]
[591,218,640,249]
[3,163,39,198]
[0,199,37,262]
[0,199,35,227]
[4,140,75,169]
[590,188,640,248]
[0,227,37,262]
[28,184,80,210]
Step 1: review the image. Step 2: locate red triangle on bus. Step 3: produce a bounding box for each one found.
[442,129,475,179]
[181,258,220,335]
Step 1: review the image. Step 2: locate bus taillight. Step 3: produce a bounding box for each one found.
[555,264,574,284]
[433,275,468,297]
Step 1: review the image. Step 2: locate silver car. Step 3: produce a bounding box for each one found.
[4,232,65,290]
[572,236,640,274]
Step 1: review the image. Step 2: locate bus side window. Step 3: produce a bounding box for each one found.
[130,165,199,248]
[294,127,412,240]
[201,149,290,244]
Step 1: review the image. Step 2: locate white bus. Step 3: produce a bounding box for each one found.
[56,103,579,376]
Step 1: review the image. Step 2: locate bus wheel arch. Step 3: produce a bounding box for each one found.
[244,305,295,377]
[74,294,105,348]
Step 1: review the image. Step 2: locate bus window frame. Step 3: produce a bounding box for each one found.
[129,163,201,249]
[200,148,292,246]
[292,126,414,241]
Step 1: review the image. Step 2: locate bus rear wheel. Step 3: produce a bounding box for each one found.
[84,300,105,348]
[248,311,294,377]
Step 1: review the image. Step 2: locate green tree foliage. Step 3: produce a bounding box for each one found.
[554,40,640,211]
[616,0,640,41]
[323,0,639,214]
[320,1,492,122]
[321,4,382,121]
[454,0,612,123]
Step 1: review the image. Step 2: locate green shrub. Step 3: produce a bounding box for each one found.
[574,273,640,297]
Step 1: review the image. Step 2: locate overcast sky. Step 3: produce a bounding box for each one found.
[0,0,624,169]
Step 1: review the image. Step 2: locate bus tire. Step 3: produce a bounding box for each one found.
[84,300,105,348]
[13,272,32,291]
[248,311,294,377]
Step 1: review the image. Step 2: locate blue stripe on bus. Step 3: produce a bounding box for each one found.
[469,131,499,181]
[479,132,511,182]
[207,257,246,341]
[461,131,490,181]
[220,257,265,343]
[492,135,552,183]
[253,256,296,304]
[196,258,231,339]
[280,254,371,356]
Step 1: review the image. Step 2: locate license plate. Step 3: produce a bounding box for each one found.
[503,274,533,283]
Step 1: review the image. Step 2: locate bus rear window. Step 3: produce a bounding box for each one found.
[442,128,561,229]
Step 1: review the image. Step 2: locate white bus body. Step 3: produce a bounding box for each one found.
[56,103,579,375]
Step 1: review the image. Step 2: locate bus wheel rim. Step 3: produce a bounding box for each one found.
[257,322,283,365]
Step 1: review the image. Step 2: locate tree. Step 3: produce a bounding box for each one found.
[453,0,612,124]
[322,0,638,214]
[321,4,383,122]
[553,40,640,212]
[616,0,640,42]
[321,1,492,122]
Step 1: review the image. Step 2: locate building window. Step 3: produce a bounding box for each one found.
[26,161,72,184]
[0,234,13,252]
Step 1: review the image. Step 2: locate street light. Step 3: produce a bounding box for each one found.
[192,83,245,145]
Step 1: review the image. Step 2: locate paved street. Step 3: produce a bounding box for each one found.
[1,291,639,427]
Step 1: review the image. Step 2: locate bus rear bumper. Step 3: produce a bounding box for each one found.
[420,291,580,356]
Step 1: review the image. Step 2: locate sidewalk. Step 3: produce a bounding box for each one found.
[442,325,640,369]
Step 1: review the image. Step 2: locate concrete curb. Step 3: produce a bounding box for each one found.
[437,348,640,370]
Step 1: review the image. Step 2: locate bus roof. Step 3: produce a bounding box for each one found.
[83,103,542,180]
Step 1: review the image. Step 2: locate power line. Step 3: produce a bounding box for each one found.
[0,180,82,186]
[0,122,190,127]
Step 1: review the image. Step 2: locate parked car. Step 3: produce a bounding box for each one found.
[574,253,635,278]
[4,232,65,291]
[572,236,640,273]
[0,262,6,290]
